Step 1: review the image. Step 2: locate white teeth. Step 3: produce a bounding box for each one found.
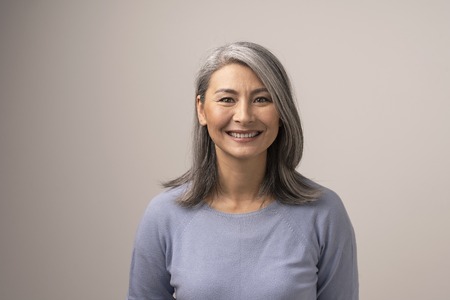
[229,132,259,138]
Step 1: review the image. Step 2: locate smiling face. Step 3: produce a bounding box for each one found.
[197,63,280,163]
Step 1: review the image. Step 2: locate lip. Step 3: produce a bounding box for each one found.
[226,130,262,141]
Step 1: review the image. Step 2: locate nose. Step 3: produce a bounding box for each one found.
[233,100,255,124]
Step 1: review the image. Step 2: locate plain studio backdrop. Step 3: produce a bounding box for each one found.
[1,1,449,299]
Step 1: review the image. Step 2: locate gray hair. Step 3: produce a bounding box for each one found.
[164,42,320,206]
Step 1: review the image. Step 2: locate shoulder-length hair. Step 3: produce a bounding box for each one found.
[164,41,321,207]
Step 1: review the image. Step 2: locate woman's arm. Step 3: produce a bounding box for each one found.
[127,199,175,300]
[316,191,359,300]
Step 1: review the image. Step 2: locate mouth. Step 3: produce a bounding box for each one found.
[226,131,262,139]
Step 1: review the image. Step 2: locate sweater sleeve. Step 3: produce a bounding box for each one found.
[316,190,359,300]
[127,196,175,300]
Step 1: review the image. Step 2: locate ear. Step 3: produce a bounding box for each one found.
[196,95,207,126]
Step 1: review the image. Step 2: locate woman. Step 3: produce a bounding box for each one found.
[128,42,358,300]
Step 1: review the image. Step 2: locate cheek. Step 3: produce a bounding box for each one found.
[270,124,280,141]
[205,109,230,129]
[263,110,281,129]
[265,113,281,142]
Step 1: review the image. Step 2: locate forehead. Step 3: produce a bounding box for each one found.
[207,63,266,90]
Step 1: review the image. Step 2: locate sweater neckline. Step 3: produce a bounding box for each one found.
[201,199,280,218]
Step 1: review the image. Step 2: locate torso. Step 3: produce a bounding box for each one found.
[168,201,319,300]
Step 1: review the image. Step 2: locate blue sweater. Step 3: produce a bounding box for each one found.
[128,185,358,299]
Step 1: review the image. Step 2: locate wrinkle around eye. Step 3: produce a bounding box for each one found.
[254,97,272,103]
[217,97,235,103]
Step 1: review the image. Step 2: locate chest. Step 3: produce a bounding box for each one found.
[168,212,320,299]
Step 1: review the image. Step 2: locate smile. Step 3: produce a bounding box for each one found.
[227,131,261,138]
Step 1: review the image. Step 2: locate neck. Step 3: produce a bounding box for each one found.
[209,151,272,213]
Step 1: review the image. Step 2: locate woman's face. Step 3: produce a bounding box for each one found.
[197,63,280,163]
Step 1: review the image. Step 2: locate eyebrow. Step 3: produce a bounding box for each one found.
[214,87,269,96]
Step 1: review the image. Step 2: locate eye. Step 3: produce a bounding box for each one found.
[254,97,271,103]
[218,97,234,103]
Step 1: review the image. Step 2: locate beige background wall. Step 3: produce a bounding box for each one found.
[1,1,449,299]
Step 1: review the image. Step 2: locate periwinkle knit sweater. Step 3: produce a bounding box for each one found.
[128,184,358,300]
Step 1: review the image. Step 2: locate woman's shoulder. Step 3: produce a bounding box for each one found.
[134,185,204,243]
[147,185,185,210]
[141,185,201,227]
[279,180,355,245]
[297,179,347,212]
[281,180,352,227]
[314,183,347,213]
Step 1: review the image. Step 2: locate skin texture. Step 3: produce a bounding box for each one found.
[196,63,280,213]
